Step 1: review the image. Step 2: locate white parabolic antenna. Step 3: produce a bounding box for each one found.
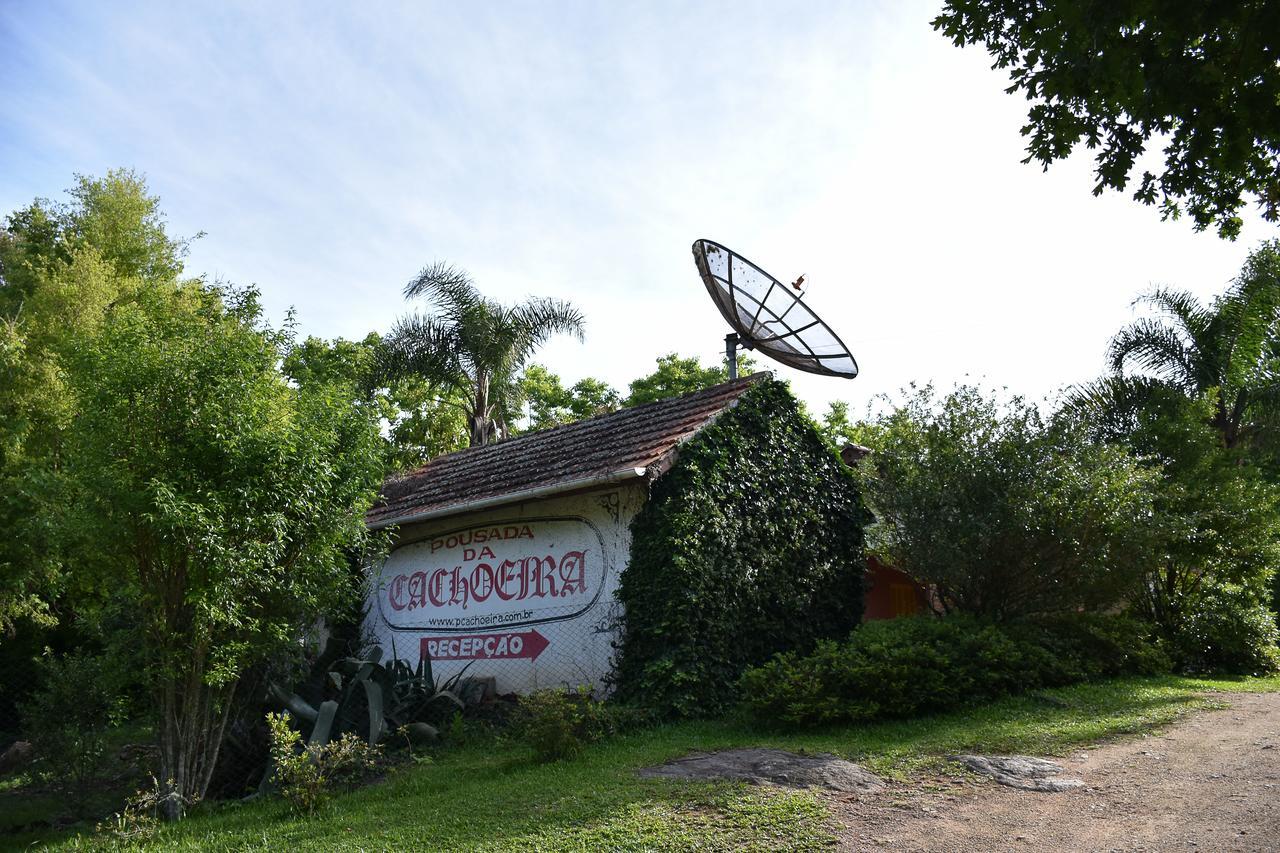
[692,239,858,380]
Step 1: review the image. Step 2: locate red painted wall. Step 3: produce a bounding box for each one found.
[862,556,928,620]
[840,444,931,621]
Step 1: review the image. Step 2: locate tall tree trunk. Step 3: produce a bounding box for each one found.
[469,371,492,446]
[149,548,237,821]
[156,647,236,821]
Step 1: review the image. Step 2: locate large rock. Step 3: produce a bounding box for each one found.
[950,754,1084,792]
[639,747,883,792]
[401,721,439,745]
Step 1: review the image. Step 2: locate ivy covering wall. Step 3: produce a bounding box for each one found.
[611,378,870,716]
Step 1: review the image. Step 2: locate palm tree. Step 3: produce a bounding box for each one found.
[380,262,585,447]
[1070,240,1280,449]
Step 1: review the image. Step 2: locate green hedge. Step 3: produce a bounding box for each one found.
[1172,584,1280,675]
[739,614,1171,727]
[611,378,871,717]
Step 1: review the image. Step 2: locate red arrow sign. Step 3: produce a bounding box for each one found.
[422,629,549,663]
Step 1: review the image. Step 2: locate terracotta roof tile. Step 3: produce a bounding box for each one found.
[367,373,765,528]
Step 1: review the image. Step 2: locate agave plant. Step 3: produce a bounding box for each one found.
[269,642,472,748]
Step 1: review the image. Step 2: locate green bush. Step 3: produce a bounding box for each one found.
[266,712,381,814]
[511,688,649,763]
[613,378,871,717]
[854,385,1159,620]
[20,651,129,807]
[1172,584,1280,675]
[1015,613,1172,681]
[1272,569,1280,631]
[739,614,1170,727]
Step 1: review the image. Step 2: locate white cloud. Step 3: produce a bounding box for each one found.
[1,0,1273,417]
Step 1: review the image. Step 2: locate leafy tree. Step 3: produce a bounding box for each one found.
[0,171,191,632]
[283,331,384,391]
[817,400,864,450]
[0,202,61,313]
[566,376,621,419]
[518,364,620,431]
[1074,380,1280,668]
[381,262,585,446]
[1066,245,1280,665]
[3,171,386,817]
[0,169,188,313]
[62,282,384,818]
[855,385,1159,620]
[1071,240,1280,452]
[283,333,469,468]
[934,1,1280,238]
[1125,396,1279,637]
[381,378,472,467]
[623,353,754,407]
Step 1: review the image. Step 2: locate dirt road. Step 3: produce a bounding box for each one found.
[833,692,1280,852]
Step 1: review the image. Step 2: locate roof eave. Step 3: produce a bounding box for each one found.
[366,465,648,531]
[641,390,751,481]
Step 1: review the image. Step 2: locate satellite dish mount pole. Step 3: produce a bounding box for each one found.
[725,332,740,380]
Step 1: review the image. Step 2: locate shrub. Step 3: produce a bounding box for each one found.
[20,650,128,808]
[1171,584,1280,675]
[511,687,647,763]
[1016,613,1172,682]
[613,378,871,717]
[1272,569,1280,631]
[739,614,1170,727]
[94,777,177,846]
[266,712,380,814]
[855,385,1160,620]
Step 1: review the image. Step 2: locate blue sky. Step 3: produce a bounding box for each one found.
[2,1,1274,416]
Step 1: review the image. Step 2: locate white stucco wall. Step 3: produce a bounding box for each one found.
[364,483,647,695]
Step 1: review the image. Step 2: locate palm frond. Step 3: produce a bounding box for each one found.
[1237,378,1280,448]
[1135,287,1212,339]
[513,297,585,338]
[380,314,466,389]
[403,262,484,326]
[507,298,585,362]
[1214,253,1280,390]
[1061,375,1175,443]
[1106,318,1194,385]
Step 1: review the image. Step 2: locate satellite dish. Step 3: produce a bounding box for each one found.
[692,239,858,380]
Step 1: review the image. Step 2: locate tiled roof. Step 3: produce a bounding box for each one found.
[367,373,766,528]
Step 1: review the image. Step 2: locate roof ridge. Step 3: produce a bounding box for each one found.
[387,372,767,480]
[370,372,769,526]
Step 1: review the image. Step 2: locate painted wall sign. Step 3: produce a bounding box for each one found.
[376,517,607,633]
[365,489,646,696]
[421,629,549,662]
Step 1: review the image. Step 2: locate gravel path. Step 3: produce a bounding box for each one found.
[832,692,1280,852]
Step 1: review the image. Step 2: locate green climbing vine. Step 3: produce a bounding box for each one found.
[611,378,870,716]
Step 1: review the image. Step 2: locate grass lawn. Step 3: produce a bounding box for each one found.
[22,673,1280,852]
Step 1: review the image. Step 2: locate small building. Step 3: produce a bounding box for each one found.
[364,374,870,704]
[863,556,928,619]
[839,443,930,620]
